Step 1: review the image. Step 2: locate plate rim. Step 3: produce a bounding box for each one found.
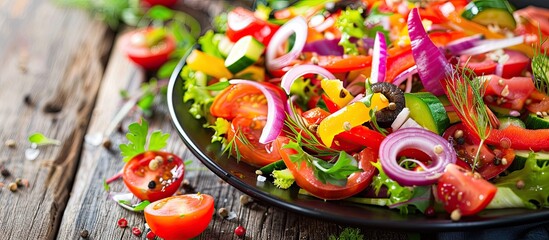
[167,51,549,232]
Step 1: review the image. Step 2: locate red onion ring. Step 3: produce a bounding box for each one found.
[280,64,336,94]
[456,36,524,56]
[379,128,457,186]
[229,79,286,144]
[266,16,308,71]
[445,34,484,55]
[392,65,417,86]
[370,32,388,83]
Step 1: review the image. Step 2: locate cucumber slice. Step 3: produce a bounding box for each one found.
[437,95,460,124]
[498,117,525,130]
[488,104,513,117]
[508,150,549,171]
[461,0,516,29]
[258,160,286,175]
[405,92,450,135]
[224,35,265,74]
[524,113,549,130]
[217,35,234,58]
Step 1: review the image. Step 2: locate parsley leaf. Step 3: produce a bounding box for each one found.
[28,132,61,146]
[283,139,361,186]
[328,227,364,240]
[120,119,170,162]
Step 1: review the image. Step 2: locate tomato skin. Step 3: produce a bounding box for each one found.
[226,7,279,45]
[210,82,286,120]
[123,151,185,202]
[436,164,497,216]
[500,50,530,78]
[141,0,177,7]
[144,194,214,240]
[458,54,497,76]
[442,123,513,179]
[226,117,282,167]
[277,137,377,200]
[484,75,535,110]
[120,28,176,70]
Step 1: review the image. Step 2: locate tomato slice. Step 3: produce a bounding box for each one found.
[436,164,497,216]
[459,54,497,76]
[442,123,513,179]
[500,50,530,78]
[276,137,377,200]
[484,75,535,110]
[226,7,280,45]
[144,193,214,240]
[123,151,185,202]
[226,116,282,167]
[120,28,176,70]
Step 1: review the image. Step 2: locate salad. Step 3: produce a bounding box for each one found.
[177,0,549,220]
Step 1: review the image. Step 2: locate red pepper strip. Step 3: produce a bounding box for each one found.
[385,46,414,83]
[486,126,549,152]
[322,55,372,73]
[320,94,340,113]
[337,126,385,152]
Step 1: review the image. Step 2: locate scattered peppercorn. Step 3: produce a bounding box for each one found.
[148,181,156,189]
[146,230,156,239]
[102,139,112,150]
[234,225,246,237]
[8,182,17,192]
[424,206,436,218]
[23,94,33,106]
[167,155,174,162]
[1,168,11,177]
[5,139,16,148]
[132,227,142,236]
[117,218,128,228]
[450,209,461,221]
[80,229,89,239]
[15,178,23,187]
[218,207,229,218]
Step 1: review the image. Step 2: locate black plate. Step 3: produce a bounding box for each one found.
[167,49,549,231]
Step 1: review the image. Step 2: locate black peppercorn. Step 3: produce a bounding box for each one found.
[148,181,156,189]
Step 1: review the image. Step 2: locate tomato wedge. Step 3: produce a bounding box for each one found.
[226,116,282,167]
[276,137,377,200]
[484,75,535,110]
[120,28,176,70]
[437,164,497,216]
[226,7,279,45]
[123,151,185,202]
[144,193,214,240]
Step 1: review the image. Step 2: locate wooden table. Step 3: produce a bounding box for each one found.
[0,0,547,239]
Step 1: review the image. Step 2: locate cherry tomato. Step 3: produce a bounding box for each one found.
[120,28,176,70]
[459,54,496,76]
[226,116,282,167]
[499,50,530,78]
[226,7,280,45]
[442,123,513,179]
[141,0,178,7]
[276,137,377,200]
[144,193,214,240]
[484,75,535,110]
[210,82,285,120]
[436,164,497,216]
[123,151,184,202]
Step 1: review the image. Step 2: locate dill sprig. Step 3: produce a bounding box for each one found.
[444,66,492,171]
[531,29,549,95]
[222,127,250,162]
[284,103,339,158]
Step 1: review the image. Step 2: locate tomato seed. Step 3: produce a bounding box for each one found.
[234,225,246,237]
[132,227,142,236]
[146,230,156,239]
[117,218,128,228]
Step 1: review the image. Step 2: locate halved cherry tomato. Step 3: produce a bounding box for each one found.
[500,50,530,78]
[210,82,286,120]
[120,28,176,70]
[226,7,280,45]
[484,75,535,110]
[436,164,497,216]
[144,193,214,240]
[276,137,377,200]
[442,123,514,179]
[123,151,184,202]
[226,116,282,167]
[459,54,497,76]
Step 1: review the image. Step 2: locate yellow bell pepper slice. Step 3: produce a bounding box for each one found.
[318,93,389,147]
[186,49,232,79]
[236,65,265,82]
[321,79,354,108]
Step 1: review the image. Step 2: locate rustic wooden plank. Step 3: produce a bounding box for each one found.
[0,0,113,239]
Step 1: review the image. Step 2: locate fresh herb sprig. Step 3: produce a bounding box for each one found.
[444,66,492,171]
[328,227,364,240]
[119,118,170,162]
[28,133,61,146]
[531,30,549,95]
